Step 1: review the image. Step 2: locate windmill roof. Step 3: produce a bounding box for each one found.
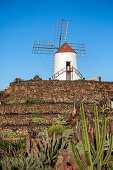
[56,42,76,54]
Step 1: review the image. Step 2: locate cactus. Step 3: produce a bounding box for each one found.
[106,161,113,170]
[71,103,113,170]
[71,140,86,170]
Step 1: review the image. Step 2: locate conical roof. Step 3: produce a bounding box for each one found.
[56,42,76,54]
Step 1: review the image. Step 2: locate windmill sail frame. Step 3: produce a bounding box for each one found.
[32,19,86,79]
[32,41,55,54]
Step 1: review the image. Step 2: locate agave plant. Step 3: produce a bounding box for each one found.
[0,152,54,170]
[26,130,67,168]
[0,137,26,159]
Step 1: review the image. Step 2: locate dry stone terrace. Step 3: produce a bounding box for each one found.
[0,80,110,104]
[0,80,113,138]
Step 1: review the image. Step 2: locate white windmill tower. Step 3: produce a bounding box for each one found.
[54,42,80,80]
[32,19,85,80]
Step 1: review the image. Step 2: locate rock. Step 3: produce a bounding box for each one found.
[5,86,13,95]
[110,86,113,91]
[55,149,87,170]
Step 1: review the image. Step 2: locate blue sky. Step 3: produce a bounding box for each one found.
[0,0,113,90]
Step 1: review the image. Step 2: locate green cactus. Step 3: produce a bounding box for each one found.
[71,140,86,170]
[80,103,93,168]
[71,103,113,170]
[106,161,113,170]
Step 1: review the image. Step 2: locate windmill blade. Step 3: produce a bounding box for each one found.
[54,19,69,48]
[32,41,55,54]
[68,43,86,56]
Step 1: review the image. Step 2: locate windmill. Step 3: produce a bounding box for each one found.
[32,19,86,80]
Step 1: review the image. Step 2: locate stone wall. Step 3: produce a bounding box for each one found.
[0,102,100,114]
[0,80,113,137]
[0,103,73,114]
[1,80,110,104]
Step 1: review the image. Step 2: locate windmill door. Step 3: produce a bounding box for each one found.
[66,62,71,80]
[111,99,113,108]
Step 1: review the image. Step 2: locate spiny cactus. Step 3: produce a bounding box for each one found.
[71,103,113,170]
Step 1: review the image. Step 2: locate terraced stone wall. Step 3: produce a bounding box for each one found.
[0,80,113,138]
[1,80,109,104]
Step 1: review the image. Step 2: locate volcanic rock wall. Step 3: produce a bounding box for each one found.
[0,80,113,137]
[0,80,108,104]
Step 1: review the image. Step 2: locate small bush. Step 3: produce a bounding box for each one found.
[48,124,67,135]
[7,100,17,105]
[33,75,39,80]
[13,78,23,82]
[20,100,26,104]
[32,110,41,114]
[54,115,67,125]
[59,110,72,114]
[27,118,50,125]
[26,97,44,104]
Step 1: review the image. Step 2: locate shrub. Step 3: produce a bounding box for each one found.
[13,78,23,82]
[26,97,44,104]
[20,100,26,104]
[32,110,41,114]
[54,115,67,125]
[48,124,67,135]
[59,110,72,114]
[28,118,50,125]
[33,75,39,80]
[7,100,17,105]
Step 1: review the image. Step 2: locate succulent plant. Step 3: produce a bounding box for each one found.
[71,103,113,170]
[26,130,67,168]
[0,152,54,170]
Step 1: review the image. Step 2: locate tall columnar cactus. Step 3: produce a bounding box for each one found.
[71,103,113,170]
